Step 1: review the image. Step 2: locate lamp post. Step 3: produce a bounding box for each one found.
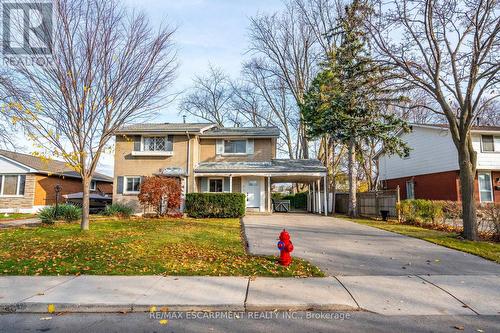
[54,184,63,219]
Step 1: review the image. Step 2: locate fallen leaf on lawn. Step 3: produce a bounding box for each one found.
[150,306,157,313]
[159,319,168,325]
[47,304,55,313]
[160,306,169,312]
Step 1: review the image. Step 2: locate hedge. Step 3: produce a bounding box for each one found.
[185,193,246,218]
[282,192,308,209]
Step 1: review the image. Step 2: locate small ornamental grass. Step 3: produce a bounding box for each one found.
[102,203,134,218]
[38,204,82,224]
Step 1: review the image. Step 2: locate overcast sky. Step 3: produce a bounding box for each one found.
[122,0,285,121]
[94,0,286,175]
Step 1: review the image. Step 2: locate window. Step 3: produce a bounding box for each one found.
[0,175,26,196]
[144,137,166,151]
[478,172,493,202]
[224,140,246,154]
[209,179,223,192]
[90,181,97,191]
[406,181,415,199]
[481,135,494,152]
[125,177,141,193]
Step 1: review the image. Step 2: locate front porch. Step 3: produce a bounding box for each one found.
[194,160,329,215]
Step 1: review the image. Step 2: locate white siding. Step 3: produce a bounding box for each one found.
[379,127,459,180]
[472,133,500,170]
[0,157,30,174]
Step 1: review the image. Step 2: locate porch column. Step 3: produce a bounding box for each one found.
[312,182,316,213]
[323,175,328,216]
[229,175,233,193]
[267,176,271,213]
[307,184,311,212]
[316,179,321,214]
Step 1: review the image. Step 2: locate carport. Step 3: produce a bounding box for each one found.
[194,159,328,214]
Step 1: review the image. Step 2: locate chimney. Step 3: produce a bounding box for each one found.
[183,115,186,124]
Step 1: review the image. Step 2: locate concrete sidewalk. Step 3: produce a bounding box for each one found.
[1,275,498,315]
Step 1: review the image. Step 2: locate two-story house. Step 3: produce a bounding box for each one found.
[113,123,328,214]
[377,124,500,203]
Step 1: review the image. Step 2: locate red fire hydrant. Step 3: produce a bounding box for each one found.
[277,229,294,266]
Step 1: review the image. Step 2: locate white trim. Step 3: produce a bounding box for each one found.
[0,155,36,172]
[260,177,265,212]
[131,151,173,156]
[195,172,327,177]
[123,176,141,194]
[478,171,494,203]
[0,174,26,197]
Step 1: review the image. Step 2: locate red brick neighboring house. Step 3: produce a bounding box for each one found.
[377,124,500,203]
[0,150,113,213]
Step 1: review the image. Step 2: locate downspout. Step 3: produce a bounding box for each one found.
[185,131,191,193]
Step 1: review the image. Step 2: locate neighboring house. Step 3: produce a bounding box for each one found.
[0,150,113,213]
[377,124,500,203]
[113,123,328,214]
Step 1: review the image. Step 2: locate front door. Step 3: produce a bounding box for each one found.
[243,178,260,208]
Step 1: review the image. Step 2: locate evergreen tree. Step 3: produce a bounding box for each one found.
[302,0,409,217]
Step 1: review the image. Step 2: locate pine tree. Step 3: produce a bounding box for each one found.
[302,0,409,217]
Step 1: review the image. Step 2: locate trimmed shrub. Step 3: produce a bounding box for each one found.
[282,192,308,209]
[398,199,443,224]
[38,204,82,223]
[185,193,246,218]
[102,203,134,218]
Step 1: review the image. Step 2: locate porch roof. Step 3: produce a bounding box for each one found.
[194,159,326,176]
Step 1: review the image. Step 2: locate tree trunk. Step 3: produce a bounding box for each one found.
[458,144,477,240]
[81,176,90,231]
[348,137,358,217]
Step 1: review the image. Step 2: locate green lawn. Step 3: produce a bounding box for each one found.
[0,213,34,221]
[341,215,500,263]
[0,218,323,277]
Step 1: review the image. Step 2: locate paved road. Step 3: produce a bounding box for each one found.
[1,312,499,333]
[243,214,500,276]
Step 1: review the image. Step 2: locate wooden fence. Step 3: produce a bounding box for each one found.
[334,187,400,218]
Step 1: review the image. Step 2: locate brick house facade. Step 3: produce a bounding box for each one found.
[0,150,113,213]
[378,124,500,204]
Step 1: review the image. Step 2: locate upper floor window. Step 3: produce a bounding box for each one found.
[144,137,167,151]
[481,135,494,152]
[224,140,247,154]
[90,180,97,191]
[0,174,26,196]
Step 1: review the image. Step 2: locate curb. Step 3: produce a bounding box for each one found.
[0,302,359,314]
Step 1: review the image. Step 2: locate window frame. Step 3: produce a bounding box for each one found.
[223,139,247,155]
[478,172,494,203]
[124,176,141,194]
[90,180,97,191]
[406,180,415,200]
[0,174,26,197]
[481,135,495,153]
[208,178,223,193]
[142,136,168,152]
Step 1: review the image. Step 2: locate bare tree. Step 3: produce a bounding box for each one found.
[179,65,233,126]
[241,58,299,158]
[370,0,499,240]
[5,0,177,230]
[249,1,318,158]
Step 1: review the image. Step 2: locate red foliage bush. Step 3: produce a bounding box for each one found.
[138,176,182,217]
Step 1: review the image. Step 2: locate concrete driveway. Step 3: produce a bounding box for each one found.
[243,214,500,276]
